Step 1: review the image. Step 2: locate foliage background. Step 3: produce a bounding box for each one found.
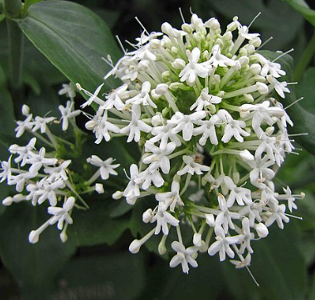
[0,0,314,299]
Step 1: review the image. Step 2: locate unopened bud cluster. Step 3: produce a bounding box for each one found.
[80,14,303,273]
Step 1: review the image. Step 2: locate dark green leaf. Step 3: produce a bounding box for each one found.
[70,198,130,247]
[23,0,43,15]
[18,0,121,94]
[296,67,315,111]
[207,0,304,50]
[0,203,77,300]
[94,9,120,29]
[53,252,145,300]
[221,223,307,300]
[259,50,315,153]
[0,23,66,87]
[281,0,315,25]
[0,64,15,137]
[160,254,224,300]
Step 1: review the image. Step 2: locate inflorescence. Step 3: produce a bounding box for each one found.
[77,13,304,274]
[1,13,304,276]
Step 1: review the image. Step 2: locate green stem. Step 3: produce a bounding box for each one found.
[5,0,21,17]
[5,0,24,94]
[7,19,24,90]
[293,34,315,81]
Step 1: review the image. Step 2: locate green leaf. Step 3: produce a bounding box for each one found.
[0,63,15,137]
[259,50,315,154]
[281,0,315,26]
[207,0,304,50]
[221,223,307,300]
[23,0,43,15]
[17,0,121,94]
[70,198,131,247]
[0,23,66,87]
[53,252,145,300]
[0,203,77,300]
[296,67,315,112]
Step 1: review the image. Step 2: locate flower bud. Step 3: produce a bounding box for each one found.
[205,214,215,226]
[205,18,220,30]
[138,60,150,71]
[172,58,186,69]
[60,231,68,243]
[254,223,269,238]
[256,82,269,94]
[155,83,169,95]
[239,150,254,161]
[95,183,104,194]
[193,233,202,247]
[142,208,154,223]
[129,239,143,254]
[181,23,193,33]
[249,63,261,75]
[158,236,167,255]
[149,39,161,49]
[29,230,40,244]
[112,191,123,200]
[22,105,30,116]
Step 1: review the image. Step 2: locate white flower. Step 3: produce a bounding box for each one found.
[267,75,290,98]
[85,110,120,144]
[208,44,236,69]
[224,176,252,207]
[101,84,129,111]
[215,194,241,232]
[177,155,210,176]
[58,83,76,98]
[264,203,289,229]
[9,137,37,166]
[169,241,199,274]
[87,155,120,180]
[141,168,164,190]
[26,177,65,206]
[190,87,222,111]
[126,81,157,108]
[237,218,255,254]
[44,160,71,181]
[0,156,12,182]
[208,225,240,261]
[155,180,184,212]
[15,114,34,137]
[120,105,152,142]
[240,101,284,137]
[47,196,75,230]
[149,122,182,150]
[247,155,275,188]
[169,111,206,141]
[218,109,249,143]
[123,164,142,204]
[230,253,251,269]
[80,83,104,108]
[26,147,58,175]
[32,116,56,134]
[143,142,176,174]
[151,205,179,235]
[179,48,209,85]
[58,101,81,131]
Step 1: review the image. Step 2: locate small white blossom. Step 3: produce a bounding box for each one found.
[169,241,199,274]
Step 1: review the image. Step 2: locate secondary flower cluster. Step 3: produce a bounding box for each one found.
[0,84,119,243]
[80,14,304,274]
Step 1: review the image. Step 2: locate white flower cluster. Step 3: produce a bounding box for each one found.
[0,84,119,243]
[80,14,304,274]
